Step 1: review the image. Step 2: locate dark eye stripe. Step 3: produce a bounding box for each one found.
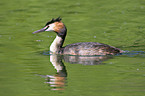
[45,26,49,30]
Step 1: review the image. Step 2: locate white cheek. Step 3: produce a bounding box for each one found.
[45,23,55,31]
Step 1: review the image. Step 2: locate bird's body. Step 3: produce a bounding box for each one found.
[33,17,123,55]
[62,42,122,55]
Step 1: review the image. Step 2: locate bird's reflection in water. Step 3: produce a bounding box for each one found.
[63,55,113,65]
[45,54,67,90]
[38,53,113,90]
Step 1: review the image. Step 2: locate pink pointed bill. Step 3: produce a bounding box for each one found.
[32,28,46,34]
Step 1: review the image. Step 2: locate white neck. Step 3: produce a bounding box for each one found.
[50,35,63,53]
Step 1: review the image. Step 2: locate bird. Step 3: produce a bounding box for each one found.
[33,17,124,55]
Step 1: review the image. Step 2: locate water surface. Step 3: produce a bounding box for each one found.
[0,0,145,96]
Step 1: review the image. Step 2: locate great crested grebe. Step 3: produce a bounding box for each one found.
[33,17,123,55]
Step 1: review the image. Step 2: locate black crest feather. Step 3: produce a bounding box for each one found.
[45,17,62,26]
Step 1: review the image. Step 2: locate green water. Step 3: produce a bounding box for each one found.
[0,0,145,96]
